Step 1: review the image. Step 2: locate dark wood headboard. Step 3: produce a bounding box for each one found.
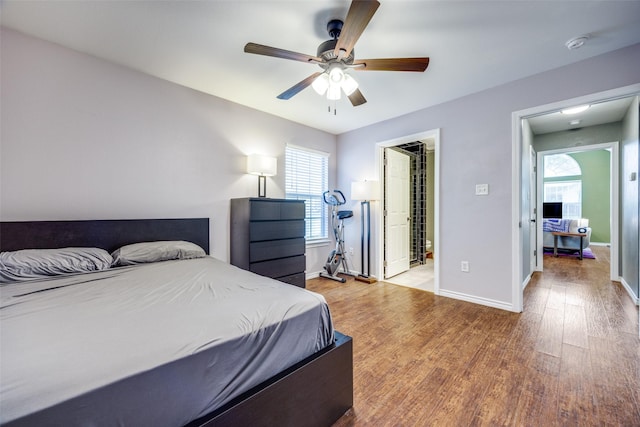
[0,218,210,254]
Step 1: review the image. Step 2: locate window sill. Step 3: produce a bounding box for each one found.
[306,239,331,249]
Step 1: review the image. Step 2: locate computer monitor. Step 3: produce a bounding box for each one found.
[543,202,563,219]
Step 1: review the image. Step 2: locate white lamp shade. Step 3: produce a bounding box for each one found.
[351,180,380,201]
[327,84,341,100]
[312,73,329,95]
[341,74,359,96]
[329,66,344,83]
[247,154,277,176]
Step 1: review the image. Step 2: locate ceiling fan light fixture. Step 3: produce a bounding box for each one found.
[341,73,359,96]
[327,84,342,100]
[312,73,330,95]
[329,66,344,84]
[244,0,428,108]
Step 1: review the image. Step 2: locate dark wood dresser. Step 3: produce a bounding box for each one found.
[230,198,306,288]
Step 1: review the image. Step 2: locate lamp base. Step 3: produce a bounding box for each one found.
[257,175,267,198]
[355,274,377,284]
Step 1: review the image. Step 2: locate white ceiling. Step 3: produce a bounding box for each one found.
[528,97,634,135]
[2,0,640,135]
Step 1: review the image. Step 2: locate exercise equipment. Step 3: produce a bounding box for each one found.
[320,190,353,283]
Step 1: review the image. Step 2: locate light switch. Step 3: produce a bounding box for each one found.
[475,184,489,196]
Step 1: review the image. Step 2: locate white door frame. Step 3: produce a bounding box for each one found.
[511,83,640,312]
[536,142,619,277]
[377,129,440,294]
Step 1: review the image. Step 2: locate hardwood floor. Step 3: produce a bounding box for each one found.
[306,246,640,426]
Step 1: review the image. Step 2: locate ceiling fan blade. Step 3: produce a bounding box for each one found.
[353,57,430,72]
[244,42,322,64]
[348,88,367,106]
[334,0,380,59]
[277,72,323,100]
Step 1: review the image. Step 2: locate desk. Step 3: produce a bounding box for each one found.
[551,231,588,259]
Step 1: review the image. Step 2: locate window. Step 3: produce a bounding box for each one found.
[544,153,581,177]
[285,145,329,241]
[544,180,582,218]
[543,154,582,219]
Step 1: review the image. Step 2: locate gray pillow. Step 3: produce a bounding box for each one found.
[0,247,113,283]
[111,241,206,266]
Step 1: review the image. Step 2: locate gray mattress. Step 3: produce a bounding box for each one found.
[0,257,334,426]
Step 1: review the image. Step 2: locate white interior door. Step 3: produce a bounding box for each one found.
[384,148,410,278]
[529,146,538,273]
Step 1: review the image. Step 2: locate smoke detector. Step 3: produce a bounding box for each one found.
[566,35,589,50]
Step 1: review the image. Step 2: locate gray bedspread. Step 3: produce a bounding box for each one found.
[0,257,334,426]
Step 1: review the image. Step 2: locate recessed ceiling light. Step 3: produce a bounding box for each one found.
[561,105,590,115]
[570,119,581,126]
[566,35,589,50]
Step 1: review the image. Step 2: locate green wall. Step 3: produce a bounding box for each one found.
[544,149,611,243]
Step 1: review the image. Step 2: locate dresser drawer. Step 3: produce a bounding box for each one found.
[277,272,306,288]
[249,200,305,221]
[250,255,306,278]
[250,220,304,241]
[250,238,305,263]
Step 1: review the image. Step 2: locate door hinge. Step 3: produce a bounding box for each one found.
[383,260,388,267]
[533,166,537,173]
[533,249,537,256]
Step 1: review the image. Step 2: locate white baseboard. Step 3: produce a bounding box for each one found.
[306,270,360,280]
[589,242,610,246]
[438,289,515,312]
[522,273,532,290]
[306,271,321,280]
[619,277,640,305]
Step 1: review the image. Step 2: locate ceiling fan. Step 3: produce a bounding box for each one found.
[244,0,429,107]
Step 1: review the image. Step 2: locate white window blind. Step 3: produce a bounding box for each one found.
[544,180,582,219]
[543,153,583,219]
[285,145,329,241]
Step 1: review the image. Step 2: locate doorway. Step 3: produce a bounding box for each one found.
[534,143,617,273]
[376,129,440,293]
[386,141,433,267]
[512,84,640,313]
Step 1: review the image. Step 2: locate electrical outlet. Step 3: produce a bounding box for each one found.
[349,247,354,256]
[461,261,470,272]
[475,184,489,196]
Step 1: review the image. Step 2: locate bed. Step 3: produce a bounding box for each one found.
[0,218,353,427]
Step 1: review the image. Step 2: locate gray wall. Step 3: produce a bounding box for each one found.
[534,125,620,244]
[337,43,640,310]
[620,96,639,299]
[533,122,622,152]
[0,28,337,274]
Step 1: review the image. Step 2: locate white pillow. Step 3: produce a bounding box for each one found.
[568,219,589,233]
[111,241,206,266]
[0,247,113,283]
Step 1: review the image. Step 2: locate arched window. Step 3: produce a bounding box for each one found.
[543,154,582,219]
[544,154,581,178]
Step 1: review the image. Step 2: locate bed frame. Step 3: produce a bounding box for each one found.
[0,218,353,427]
